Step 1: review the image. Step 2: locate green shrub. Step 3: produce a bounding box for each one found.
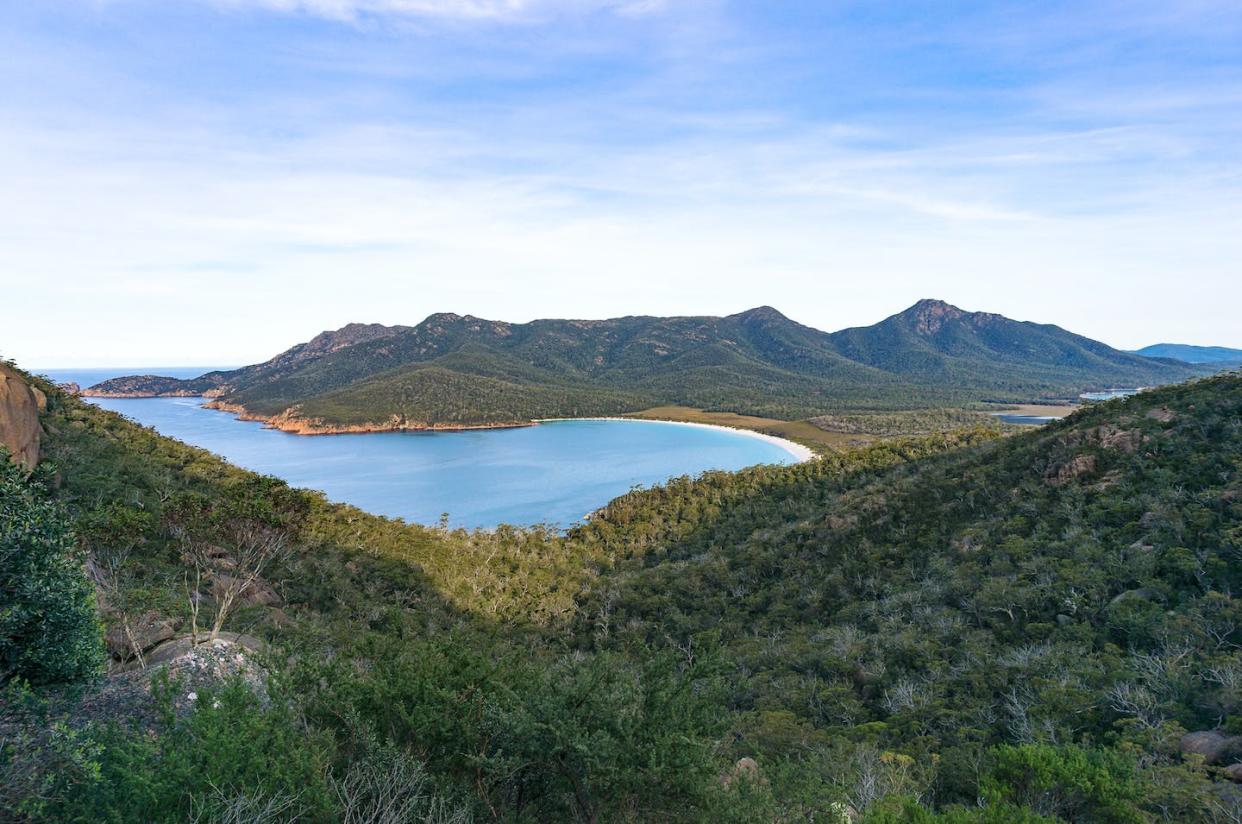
[17,675,335,823]
[980,744,1146,824]
[0,458,102,686]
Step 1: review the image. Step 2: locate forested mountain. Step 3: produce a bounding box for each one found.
[828,299,1192,392]
[6,364,1242,821]
[1135,343,1242,366]
[83,301,1204,431]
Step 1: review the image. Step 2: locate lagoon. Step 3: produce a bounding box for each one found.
[42,369,802,529]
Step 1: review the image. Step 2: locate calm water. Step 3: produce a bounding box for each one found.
[996,414,1057,426]
[1079,388,1142,401]
[40,368,798,529]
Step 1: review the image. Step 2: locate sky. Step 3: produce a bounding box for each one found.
[3,1,1241,367]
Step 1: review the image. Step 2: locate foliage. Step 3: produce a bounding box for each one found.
[808,408,1001,436]
[0,456,103,686]
[4,676,335,823]
[979,744,1145,823]
[6,368,1242,821]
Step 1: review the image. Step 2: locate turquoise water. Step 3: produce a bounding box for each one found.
[41,369,798,529]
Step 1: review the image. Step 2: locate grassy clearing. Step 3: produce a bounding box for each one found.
[626,405,867,454]
[985,402,1079,417]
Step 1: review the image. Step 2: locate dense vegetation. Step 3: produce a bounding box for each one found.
[83,300,1203,428]
[0,457,102,686]
[808,408,1002,436]
[4,369,1241,821]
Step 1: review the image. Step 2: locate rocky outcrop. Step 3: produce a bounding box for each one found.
[1046,454,1097,486]
[208,572,283,607]
[719,757,760,789]
[104,613,180,663]
[70,634,269,730]
[0,363,41,467]
[142,631,266,668]
[1180,730,1242,765]
[1093,424,1143,453]
[1108,588,1163,608]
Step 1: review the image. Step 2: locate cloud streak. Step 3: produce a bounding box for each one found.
[202,0,665,22]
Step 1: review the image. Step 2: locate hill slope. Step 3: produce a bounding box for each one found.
[83,300,1203,431]
[7,366,1242,820]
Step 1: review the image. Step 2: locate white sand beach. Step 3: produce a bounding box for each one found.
[534,417,816,464]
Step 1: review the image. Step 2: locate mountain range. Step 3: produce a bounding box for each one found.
[1133,343,1242,366]
[84,299,1208,432]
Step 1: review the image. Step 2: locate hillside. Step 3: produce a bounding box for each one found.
[83,300,1204,432]
[6,364,1242,821]
[1135,343,1242,366]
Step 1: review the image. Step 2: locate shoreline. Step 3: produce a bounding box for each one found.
[535,416,816,464]
[87,394,816,462]
[203,399,537,435]
[85,395,814,459]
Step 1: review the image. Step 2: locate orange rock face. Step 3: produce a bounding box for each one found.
[0,364,41,467]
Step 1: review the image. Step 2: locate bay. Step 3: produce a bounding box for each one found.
[41,368,802,529]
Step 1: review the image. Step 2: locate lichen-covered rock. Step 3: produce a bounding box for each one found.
[142,631,266,668]
[104,613,180,662]
[1094,424,1142,453]
[0,363,41,467]
[1046,454,1096,486]
[720,756,761,788]
[1146,406,1177,423]
[69,634,270,731]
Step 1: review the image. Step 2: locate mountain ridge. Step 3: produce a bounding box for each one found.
[84,299,1207,432]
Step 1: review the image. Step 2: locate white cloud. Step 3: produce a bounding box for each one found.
[4,96,1241,369]
[4,0,1242,368]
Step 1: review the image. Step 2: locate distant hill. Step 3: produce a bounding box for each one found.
[1133,343,1242,366]
[85,300,1206,431]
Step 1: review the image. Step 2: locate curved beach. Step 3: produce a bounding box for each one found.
[535,416,816,464]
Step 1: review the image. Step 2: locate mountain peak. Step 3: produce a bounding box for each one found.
[900,299,968,335]
[303,323,409,354]
[731,306,790,323]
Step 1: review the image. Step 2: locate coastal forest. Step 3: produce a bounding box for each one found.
[83,300,1204,433]
[4,363,1242,821]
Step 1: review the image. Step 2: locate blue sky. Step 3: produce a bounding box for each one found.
[4,0,1241,366]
